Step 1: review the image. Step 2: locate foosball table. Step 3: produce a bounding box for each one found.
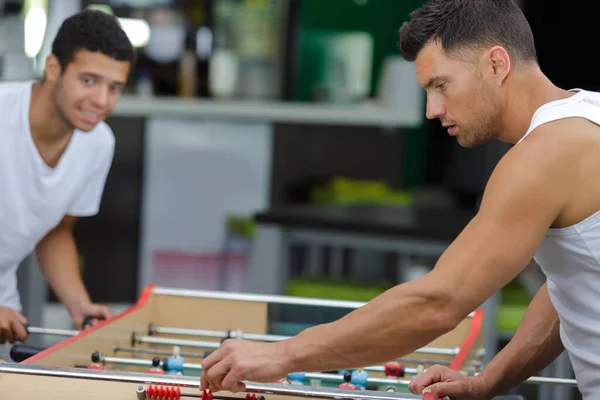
[0,285,496,400]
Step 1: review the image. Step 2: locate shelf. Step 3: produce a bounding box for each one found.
[112,95,423,128]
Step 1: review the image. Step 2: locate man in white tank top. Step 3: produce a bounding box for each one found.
[0,10,134,358]
[197,1,600,398]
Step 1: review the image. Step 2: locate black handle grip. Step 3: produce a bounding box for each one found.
[82,316,94,329]
[82,316,106,329]
[10,343,45,362]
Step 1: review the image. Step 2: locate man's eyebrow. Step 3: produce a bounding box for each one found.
[78,72,126,86]
[424,76,447,90]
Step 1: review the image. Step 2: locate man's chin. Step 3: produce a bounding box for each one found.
[74,121,100,133]
[456,135,487,149]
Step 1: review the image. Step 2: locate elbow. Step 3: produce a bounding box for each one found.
[417,273,477,332]
[422,287,466,335]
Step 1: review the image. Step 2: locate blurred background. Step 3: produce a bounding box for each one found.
[2,0,597,398]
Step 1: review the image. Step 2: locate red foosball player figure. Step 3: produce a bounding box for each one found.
[384,361,405,377]
[147,357,164,374]
[338,371,356,390]
[87,351,104,370]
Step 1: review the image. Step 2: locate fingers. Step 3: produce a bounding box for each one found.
[17,312,28,326]
[201,348,224,373]
[221,365,246,393]
[12,318,28,342]
[0,310,29,344]
[76,304,113,330]
[204,359,231,392]
[423,381,467,398]
[200,346,228,392]
[408,365,447,395]
[98,305,113,319]
[200,371,209,391]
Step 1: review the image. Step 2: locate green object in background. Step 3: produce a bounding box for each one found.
[310,176,414,205]
[296,0,427,101]
[225,216,256,239]
[497,278,531,332]
[498,304,527,332]
[296,0,429,188]
[286,277,387,302]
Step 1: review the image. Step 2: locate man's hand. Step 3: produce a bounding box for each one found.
[0,307,28,344]
[200,339,293,393]
[69,302,112,330]
[408,365,488,400]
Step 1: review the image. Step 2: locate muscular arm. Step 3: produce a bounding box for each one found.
[282,129,571,373]
[36,216,92,319]
[481,282,563,397]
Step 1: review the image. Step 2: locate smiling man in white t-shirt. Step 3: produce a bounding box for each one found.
[0,9,134,353]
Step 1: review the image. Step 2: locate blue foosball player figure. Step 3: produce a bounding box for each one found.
[165,346,184,375]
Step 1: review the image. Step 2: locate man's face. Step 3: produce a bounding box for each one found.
[415,41,502,148]
[50,50,130,132]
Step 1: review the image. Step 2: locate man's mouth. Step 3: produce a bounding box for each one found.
[80,108,101,124]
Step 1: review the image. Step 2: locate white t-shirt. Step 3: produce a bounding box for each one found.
[517,89,600,399]
[0,80,115,311]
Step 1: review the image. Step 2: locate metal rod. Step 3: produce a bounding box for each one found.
[102,355,203,370]
[299,372,412,387]
[468,372,577,387]
[134,334,220,349]
[152,288,476,319]
[114,346,207,359]
[149,325,289,342]
[26,326,79,337]
[136,385,202,399]
[103,354,417,383]
[0,363,425,400]
[524,376,577,387]
[102,353,578,389]
[24,322,460,359]
[387,357,452,366]
[363,366,419,376]
[135,333,458,357]
[110,350,426,377]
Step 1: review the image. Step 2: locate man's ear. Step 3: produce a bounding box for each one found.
[44,54,62,83]
[487,46,511,84]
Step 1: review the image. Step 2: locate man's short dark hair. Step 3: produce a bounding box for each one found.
[52,9,135,70]
[399,0,537,64]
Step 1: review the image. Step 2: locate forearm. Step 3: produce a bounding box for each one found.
[36,228,91,315]
[284,274,458,373]
[480,282,563,398]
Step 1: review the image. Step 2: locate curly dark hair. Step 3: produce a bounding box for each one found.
[399,0,537,64]
[51,9,135,70]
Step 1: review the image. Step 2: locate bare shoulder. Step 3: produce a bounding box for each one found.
[478,119,593,223]
[490,117,598,188]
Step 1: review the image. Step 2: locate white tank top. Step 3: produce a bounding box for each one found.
[517,89,600,398]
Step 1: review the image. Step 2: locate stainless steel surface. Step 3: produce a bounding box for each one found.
[363,366,418,376]
[27,326,79,337]
[114,346,206,359]
[523,376,578,387]
[415,347,458,357]
[102,354,417,382]
[149,325,289,342]
[102,354,203,370]
[0,362,424,399]
[136,385,146,400]
[293,372,412,387]
[134,334,220,349]
[153,287,367,309]
[136,332,457,357]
